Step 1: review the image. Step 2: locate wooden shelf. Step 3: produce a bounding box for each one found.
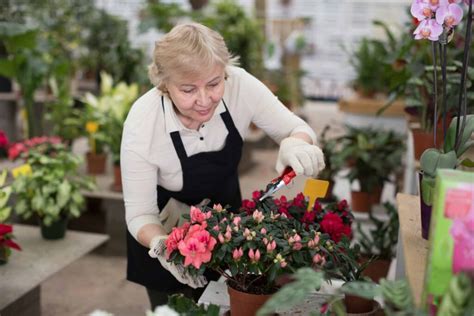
[396,193,429,306]
[339,97,406,117]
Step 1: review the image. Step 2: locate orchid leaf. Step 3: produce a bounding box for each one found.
[420,149,457,177]
[444,115,474,153]
[460,158,474,168]
[421,177,436,206]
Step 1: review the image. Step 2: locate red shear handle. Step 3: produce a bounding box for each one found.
[281,166,296,185]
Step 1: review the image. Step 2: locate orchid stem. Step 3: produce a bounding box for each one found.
[455,0,473,152]
[440,43,447,143]
[432,41,438,147]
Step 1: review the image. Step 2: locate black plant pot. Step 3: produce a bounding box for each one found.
[40,217,68,240]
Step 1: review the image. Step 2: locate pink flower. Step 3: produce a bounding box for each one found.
[252,210,264,223]
[0,130,9,148]
[233,247,243,261]
[248,249,261,262]
[177,224,216,269]
[263,237,269,245]
[190,206,211,223]
[293,242,303,251]
[213,204,223,212]
[243,228,251,238]
[218,233,225,244]
[166,222,190,258]
[414,19,443,41]
[280,261,287,268]
[224,230,232,241]
[212,225,219,231]
[411,0,436,21]
[313,254,323,264]
[337,200,348,211]
[260,227,267,234]
[436,3,463,27]
[233,216,241,227]
[266,240,276,252]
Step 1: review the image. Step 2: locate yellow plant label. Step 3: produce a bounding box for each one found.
[12,164,32,178]
[86,121,99,134]
[303,179,329,211]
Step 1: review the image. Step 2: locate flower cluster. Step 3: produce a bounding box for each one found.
[0,223,21,262]
[241,191,353,243]
[8,136,62,160]
[166,203,337,294]
[411,0,469,41]
[0,130,9,159]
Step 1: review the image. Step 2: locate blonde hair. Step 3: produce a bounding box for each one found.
[148,22,238,91]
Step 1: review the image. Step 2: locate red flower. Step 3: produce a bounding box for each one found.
[320,213,352,243]
[278,206,291,218]
[252,190,261,200]
[0,130,9,148]
[0,224,22,251]
[337,199,348,211]
[301,210,316,224]
[0,223,13,235]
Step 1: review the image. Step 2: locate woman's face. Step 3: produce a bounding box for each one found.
[166,64,225,129]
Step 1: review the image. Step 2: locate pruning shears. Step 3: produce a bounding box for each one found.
[259,166,297,201]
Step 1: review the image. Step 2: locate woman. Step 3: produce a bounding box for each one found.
[121,22,325,308]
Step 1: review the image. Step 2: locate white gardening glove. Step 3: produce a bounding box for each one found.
[276,137,325,177]
[148,235,208,289]
[159,198,211,234]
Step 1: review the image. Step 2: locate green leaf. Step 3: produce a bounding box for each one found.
[257,268,324,316]
[32,192,45,211]
[421,177,436,206]
[56,180,71,209]
[460,158,474,168]
[0,187,12,208]
[340,281,380,300]
[0,206,11,222]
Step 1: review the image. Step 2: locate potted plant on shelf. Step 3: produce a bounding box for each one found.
[411,0,474,239]
[335,126,405,212]
[165,202,339,316]
[357,202,399,282]
[11,142,95,239]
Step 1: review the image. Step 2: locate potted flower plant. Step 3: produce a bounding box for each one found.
[82,72,138,183]
[12,142,95,239]
[356,202,399,282]
[0,223,21,264]
[410,0,474,239]
[165,202,338,316]
[0,170,21,265]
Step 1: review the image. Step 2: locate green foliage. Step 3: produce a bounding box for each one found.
[0,170,12,222]
[356,202,399,260]
[318,125,344,183]
[12,144,95,226]
[140,0,264,77]
[420,115,474,205]
[257,268,325,316]
[324,240,371,283]
[82,72,139,163]
[165,294,220,316]
[335,126,405,192]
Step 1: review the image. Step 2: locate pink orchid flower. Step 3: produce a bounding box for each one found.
[411,0,435,21]
[414,19,443,40]
[436,3,464,27]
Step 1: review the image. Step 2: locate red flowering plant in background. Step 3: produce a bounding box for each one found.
[0,223,21,263]
[241,191,354,243]
[8,136,62,161]
[0,130,9,159]
[165,203,339,295]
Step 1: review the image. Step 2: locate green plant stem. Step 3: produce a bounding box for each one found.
[455,0,473,151]
[441,43,448,142]
[432,41,438,147]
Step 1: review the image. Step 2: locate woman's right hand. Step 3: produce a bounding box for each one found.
[148,235,207,288]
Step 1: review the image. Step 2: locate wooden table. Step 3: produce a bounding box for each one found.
[395,193,429,306]
[0,224,108,316]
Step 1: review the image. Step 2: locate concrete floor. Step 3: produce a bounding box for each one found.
[40,102,396,315]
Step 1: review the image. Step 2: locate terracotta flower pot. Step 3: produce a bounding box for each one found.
[86,152,107,175]
[227,284,273,316]
[343,295,381,315]
[369,186,383,205]
[361,256,391,283]
[111,164,122,192]
[412,128,443,160]
[351,191,372,213]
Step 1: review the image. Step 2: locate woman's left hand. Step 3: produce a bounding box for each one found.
[276,137,325,178]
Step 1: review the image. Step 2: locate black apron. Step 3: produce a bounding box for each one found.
[126,97,243,290]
